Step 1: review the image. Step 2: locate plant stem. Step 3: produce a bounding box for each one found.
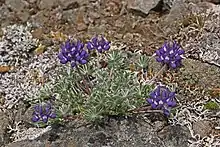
[128,105,164,114]
[146,64,167,85]
[76,66,92,95]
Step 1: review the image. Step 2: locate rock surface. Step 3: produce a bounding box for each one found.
[0,111,10,147]
[6,114,191,147]
[127,0,162,15]
[5,0,27,12]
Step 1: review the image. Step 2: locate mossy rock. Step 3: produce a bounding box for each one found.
[204,101,219,110]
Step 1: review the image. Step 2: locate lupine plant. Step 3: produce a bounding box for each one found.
[31,37,184,124]
[87,36,111,53]
[155,41,184,69]
[58,40,89,68]
[32,102,56,123]
[147,85,176,116]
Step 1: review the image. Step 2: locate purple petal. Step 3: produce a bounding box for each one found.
[92,36,98,46]
[155,50,161,56]
[169,92,175,99]
[84,53,89,58]
[176,61,181,67]
[76,41,84,50]
[161,90,167,99]
[34,105,40,113]
[70,50,77,56]
[163,109,170,116]
[155,86,161,96]
[58,53,68,64]
[162,46,167,52]
[149,92,157,99]
[103,43,110,51]
[80,50,87,57]
[79,59,87,64]
[34,104,43,115]
[175,55,182,60]
[61,45,67,53]
[100,37,107,46]
[178,49,185,55]
[32,114,40,122]
[159,47,165,53]
[49,113,56,119]
[167,99,176,107]
[76,55,81,61]
[45,103,51,113]
[170,62,177,68]
[164,56,170,63]
[87,42,94,50]
[97,46,103,53]
[71,61,76,68]
[42,115,49,123]
[70,46,76,53]
[65,40,71,49]
[147,98,154,104]
[151,102,158,109]
[156,57,163,62]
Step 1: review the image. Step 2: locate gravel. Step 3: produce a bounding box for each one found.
[0,23,62,109]
[0,23,37,66]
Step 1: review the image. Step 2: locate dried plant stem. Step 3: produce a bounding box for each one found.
[147,64,167,85]
[128,105,163,114]
[76,66,92,95]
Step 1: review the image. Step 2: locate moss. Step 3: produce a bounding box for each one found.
[204,101,219,110]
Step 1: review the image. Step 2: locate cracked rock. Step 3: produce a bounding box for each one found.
[37,0,59,10]
[5,0,28,12]
[127,0,162,15]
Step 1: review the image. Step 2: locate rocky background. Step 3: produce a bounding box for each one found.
[0,0,220,147]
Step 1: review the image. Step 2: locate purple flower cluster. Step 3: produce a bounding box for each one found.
[32,102,56,123]
[147,85,176,116]
[58,36,111,68]
[155,41,185,69]
[58,40,89,68]
[87,36,111,53]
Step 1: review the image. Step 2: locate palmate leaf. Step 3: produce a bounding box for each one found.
[83,50,151,122]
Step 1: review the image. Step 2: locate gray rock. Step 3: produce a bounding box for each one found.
[6,140,44,147]
[17,11,30,22]
[88,24,106,35]
[37,0,59,10]
[127,0,161,15]
[5,0,28,12]
[115,19,125,28]
[59,0,86,10]
[192,120,213,138]
[0,111,9,146]
[0,4,11,27]
[26,0,37,3]
[5,114,191,147]
[88,11,100,21]
[205,0,220,4]
[184,6,220,67]
[163,0,188,27]
[157,125,191,147]
[30,11,48,26]
[62,9,77,23]
[163,0,176,10]
[0,4,10,19]
[76,22,88,31]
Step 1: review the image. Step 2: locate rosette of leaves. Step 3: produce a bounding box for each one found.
[83,51,151,123]
[32,38,152,123]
